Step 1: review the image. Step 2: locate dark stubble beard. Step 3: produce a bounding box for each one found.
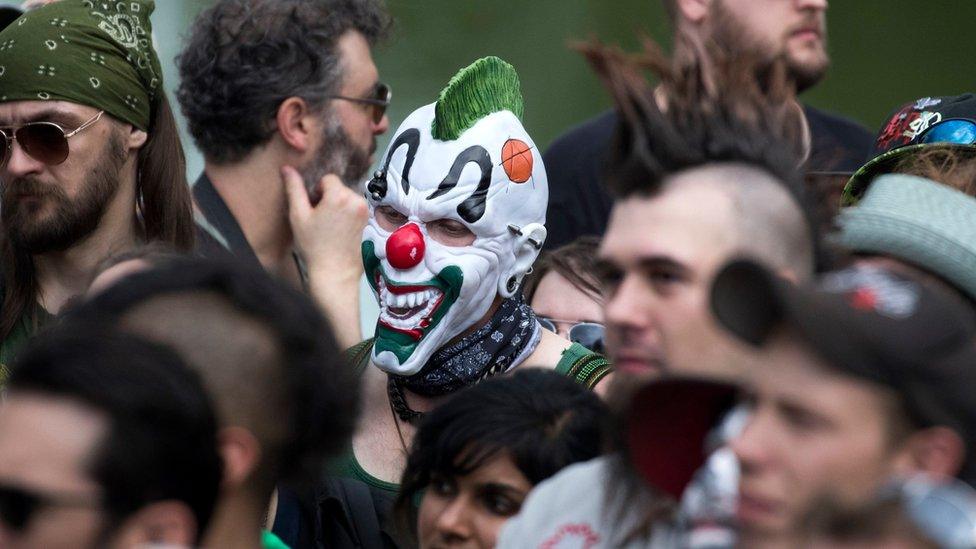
[708,0,829,93]
[1,130,128,254]
[300,110,374,196]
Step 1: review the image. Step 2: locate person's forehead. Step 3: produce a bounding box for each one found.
[0,393,106,491]
[531,271,602,321]
[748,331,892,418]
[336,29,378,94]
[0,100,99,125]
[461,451,532,490]
[600,189,737,266]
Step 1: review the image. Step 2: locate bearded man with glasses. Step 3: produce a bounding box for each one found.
[178,0,392,349]
[0,0,195,373]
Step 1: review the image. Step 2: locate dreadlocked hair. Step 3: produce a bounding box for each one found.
[575,33,808,198]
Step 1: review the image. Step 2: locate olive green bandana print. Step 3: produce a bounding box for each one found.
[0,0,162,130]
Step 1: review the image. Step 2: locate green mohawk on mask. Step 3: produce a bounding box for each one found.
[432,56,524,141]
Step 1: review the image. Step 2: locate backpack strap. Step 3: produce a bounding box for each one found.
[317,477,390,549]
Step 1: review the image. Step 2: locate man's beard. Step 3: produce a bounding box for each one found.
[709,0,829,93]
[301,111,374,194]
[1,131,128,254]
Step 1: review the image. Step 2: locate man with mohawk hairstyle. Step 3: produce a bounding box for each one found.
[340,56,612,497]
[497,35,819,549]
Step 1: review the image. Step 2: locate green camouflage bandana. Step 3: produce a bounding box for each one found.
[0,0,162,130]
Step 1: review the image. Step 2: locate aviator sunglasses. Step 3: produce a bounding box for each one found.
[538,317,606,353]
[917,118,976,147]
[0,110,105,169]
[330,82,391,124]
[0,483,99,532]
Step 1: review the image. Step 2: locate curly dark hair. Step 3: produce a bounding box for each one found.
[177,0,392,163]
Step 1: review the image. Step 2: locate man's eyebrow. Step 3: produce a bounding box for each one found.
[636,256,688,272]
[0,109,85,127]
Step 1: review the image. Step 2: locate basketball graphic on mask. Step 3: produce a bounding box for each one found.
[502,139,533,183]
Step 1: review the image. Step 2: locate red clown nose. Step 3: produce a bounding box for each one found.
[386,223,426,270]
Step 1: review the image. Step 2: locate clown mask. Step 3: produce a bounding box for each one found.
[361,57,548,376]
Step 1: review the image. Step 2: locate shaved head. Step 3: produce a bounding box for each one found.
[663,163,815,279]
[118,291,289,494]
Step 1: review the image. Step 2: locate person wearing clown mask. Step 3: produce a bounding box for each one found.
[341,57,612,495]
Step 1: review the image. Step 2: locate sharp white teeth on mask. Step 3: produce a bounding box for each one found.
[364,56,548,377]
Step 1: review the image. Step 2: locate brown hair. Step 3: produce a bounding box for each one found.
[893,146,976,197]
[522,237,603,305]
[138,95,195,251]
[1,96,195,340]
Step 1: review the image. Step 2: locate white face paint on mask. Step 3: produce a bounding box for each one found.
[361,102,548,376]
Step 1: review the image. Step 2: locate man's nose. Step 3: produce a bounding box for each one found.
[604,274,653,329]
[3,140,45,179]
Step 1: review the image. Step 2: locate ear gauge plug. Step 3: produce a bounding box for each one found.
[507,276,519,293]
[367,169,387,201]
[508,224,544,250]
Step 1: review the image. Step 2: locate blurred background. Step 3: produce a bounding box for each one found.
[137,0,976,179]
[6,0,971,176]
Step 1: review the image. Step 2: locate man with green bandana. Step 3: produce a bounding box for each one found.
[341,57,612,502]
[0,0,194,374]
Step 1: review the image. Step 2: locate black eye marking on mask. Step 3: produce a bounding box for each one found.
[426,145,493,224]
[367,128,420,200]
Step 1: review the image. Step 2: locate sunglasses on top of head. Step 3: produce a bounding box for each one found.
[0,110,105,170]
[329,82,391,124]
[917,118,976,147]
[538,317,606,353]
[0,483,100,532]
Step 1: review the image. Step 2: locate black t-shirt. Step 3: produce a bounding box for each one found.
[541,106,874,250]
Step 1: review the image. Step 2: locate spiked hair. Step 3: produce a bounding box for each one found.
[432,56,524,141]
[577,34,808,198]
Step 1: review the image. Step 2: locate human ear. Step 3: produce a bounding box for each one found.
[127,128,148,150]
[275,97,317,153]
[894,426,966,481]
[217,426,263,488]
[499,223,546,298]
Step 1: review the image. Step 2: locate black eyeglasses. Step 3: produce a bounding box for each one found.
[0,483,100,532]
[0,110,104,169]
[330,82,391,124]
[538,317,605,353]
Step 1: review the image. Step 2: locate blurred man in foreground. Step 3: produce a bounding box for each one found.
[0,326,221,548]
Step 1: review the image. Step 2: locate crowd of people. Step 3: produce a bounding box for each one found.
[0,0,975,548]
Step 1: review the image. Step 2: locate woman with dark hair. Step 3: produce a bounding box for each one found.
[522,236,605,353]
[395,368,607,548]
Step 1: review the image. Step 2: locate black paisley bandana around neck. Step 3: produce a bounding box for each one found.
[395,293,541,398]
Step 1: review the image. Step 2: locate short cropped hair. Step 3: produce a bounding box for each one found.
[7,325,222,537]
[67,258,359,496]
[177,0,392,163]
